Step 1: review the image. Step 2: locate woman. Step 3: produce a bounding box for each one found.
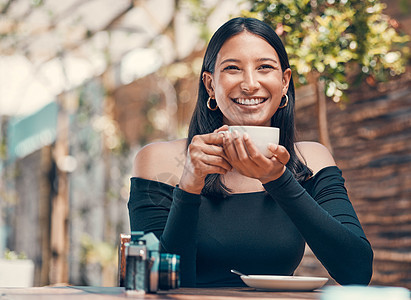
[128,17,373,287]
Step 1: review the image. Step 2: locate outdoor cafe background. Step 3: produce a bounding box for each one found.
[0,0,410,289]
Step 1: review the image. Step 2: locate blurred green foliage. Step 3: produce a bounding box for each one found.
[183,0,217,41]
[3,248,27,260]
[243,0,410,102]
[80,234,117,268]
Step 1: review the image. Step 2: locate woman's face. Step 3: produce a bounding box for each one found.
[204,31,291,126]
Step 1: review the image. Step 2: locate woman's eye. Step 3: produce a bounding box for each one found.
[259,64,274,70]
[223,65,240,71]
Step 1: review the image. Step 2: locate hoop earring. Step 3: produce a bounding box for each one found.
[278,94,289,109]
[207,97,218,111]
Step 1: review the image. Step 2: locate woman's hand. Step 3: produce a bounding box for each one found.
[222,130,290,184]
[179,125,232,194]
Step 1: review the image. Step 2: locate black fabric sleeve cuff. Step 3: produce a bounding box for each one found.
[262,168,306,204]
[172,186,202,205]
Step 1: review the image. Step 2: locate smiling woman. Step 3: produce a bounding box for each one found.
[128,17,373,288]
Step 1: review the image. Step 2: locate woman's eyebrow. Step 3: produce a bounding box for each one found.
[219,57,279,66]
[219,58,240,66]
[257,57,279,64]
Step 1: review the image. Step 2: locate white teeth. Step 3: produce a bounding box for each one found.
[234,98,266,105]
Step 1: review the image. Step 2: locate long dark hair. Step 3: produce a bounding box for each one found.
[186,17,312,196]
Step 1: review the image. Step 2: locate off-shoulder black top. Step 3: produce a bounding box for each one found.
[128,166,373,287]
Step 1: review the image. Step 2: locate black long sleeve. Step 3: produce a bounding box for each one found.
[160,187,201,287]
[263,167,373,285]
[128,178,201,286]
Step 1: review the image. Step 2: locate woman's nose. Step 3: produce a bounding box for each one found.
[240,70,260,93]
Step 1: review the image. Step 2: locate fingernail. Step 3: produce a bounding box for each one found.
[234,130,240,138]
[243,132,249,140]
[223,132,228,143]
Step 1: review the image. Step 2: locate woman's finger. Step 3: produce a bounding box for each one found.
[190,160,230,177]
[201,154,232,171]
[232,130,251,161]
[268,143,290,165]
[201,131,225,145]
[200,144,227,157]
[222,131,238,161]
[276,146,290,165]
[190,139,231,168]
[213,125,229,133]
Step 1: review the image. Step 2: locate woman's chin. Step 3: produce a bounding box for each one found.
[225,122,271,127]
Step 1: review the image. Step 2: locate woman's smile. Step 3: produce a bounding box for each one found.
[232,97,268,106]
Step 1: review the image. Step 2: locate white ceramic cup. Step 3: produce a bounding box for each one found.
[228,126,280,157]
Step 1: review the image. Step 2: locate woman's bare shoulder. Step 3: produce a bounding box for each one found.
[295,141,336,175]
[133,138,187,186]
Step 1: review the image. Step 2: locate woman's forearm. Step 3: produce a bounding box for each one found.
[263,168,373,285]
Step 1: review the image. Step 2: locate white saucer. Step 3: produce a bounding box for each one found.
[241,275,328,291]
